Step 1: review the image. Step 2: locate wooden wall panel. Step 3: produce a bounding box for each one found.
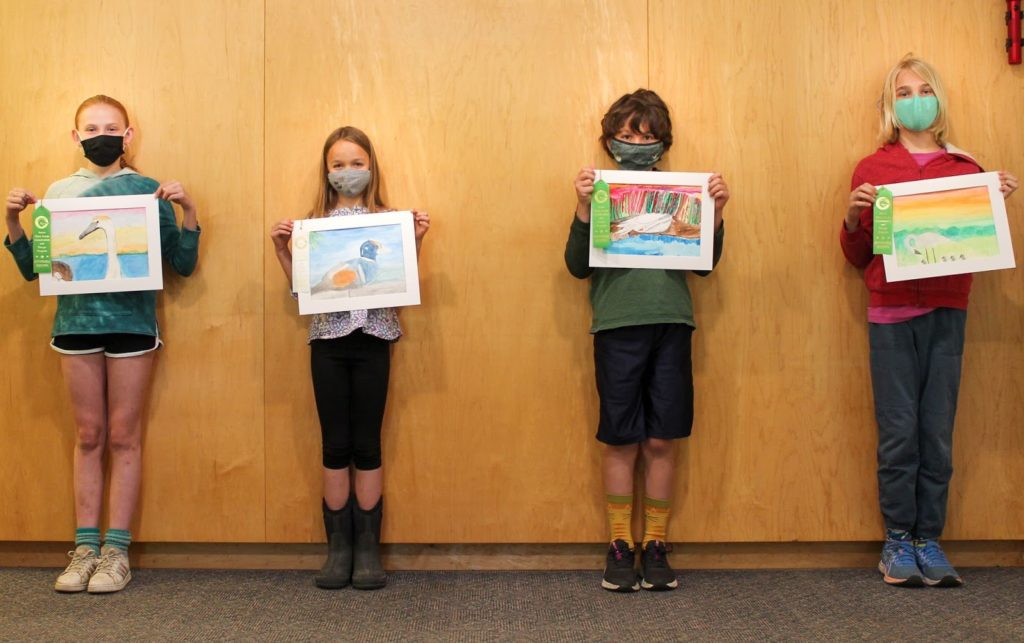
[650,0,1024,541]
[263,0,647,542]
[1,0,1021,548]
[0,0,265,541]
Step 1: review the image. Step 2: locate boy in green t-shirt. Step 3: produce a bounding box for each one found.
[564,89,730,592]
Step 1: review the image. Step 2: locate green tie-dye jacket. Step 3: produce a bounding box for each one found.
[4,171,200,337]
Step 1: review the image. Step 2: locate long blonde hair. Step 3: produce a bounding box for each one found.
[311,126,387,217]
[878,56,949,147]
[74,95,137,170]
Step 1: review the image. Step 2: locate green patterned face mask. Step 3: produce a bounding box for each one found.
[894,95,938,132]
[608,139,665,171]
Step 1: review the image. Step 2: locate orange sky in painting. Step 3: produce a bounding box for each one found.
[893,186,992,225]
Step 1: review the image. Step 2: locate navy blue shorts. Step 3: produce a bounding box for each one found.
[593,323,694,445]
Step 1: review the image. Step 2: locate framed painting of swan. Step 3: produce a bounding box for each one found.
[36,194,162,296]
[588,170,716,270]
[881,172,1014,283]
[291,211,420,315]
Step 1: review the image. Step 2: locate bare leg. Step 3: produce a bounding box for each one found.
[61,354,108,529]
[323,467,351,510]
[105,353,155,531]
[604,443,640,496]
[641,438,676,499]
[354,467,383,510]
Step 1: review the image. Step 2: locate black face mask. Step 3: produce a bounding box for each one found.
[80,134,124,167]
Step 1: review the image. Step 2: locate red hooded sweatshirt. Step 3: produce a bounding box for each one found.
[839,142,983,309]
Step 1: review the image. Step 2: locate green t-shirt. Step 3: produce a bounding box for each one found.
[563,216,724,333]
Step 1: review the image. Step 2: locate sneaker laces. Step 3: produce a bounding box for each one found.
[916,540,951,568]
[608,540,632,563]
[64,549,95,574]
[95,549,127,575]
[645,541,671,569]
[884,539,917,567]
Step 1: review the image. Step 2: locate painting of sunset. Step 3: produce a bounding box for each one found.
[882,172,1014,283]
[892,185,997,268]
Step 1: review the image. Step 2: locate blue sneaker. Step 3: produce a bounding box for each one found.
[878,529,923,587]
[913,539,963,587]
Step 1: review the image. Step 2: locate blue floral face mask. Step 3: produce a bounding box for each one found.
[894,95,938,132]
[608,139,665,171]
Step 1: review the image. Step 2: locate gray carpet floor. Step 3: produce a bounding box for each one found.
[1,567,1022,641]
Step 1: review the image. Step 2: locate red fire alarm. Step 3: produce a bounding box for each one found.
[1008,0,1022,64]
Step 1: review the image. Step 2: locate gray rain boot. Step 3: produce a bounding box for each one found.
[314,498,353,589]
[351,498,386,590]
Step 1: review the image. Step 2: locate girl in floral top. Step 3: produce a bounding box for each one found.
[270,126,429,590]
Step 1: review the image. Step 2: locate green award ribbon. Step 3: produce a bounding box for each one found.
[32,203,52,273]
[872,186,894,255]
[591,179,611,248]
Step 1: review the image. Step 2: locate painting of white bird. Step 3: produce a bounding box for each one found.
[78,215,122,279]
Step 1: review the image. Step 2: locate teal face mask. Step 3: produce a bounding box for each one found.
[608,139,665,171]
[894,95,938,132]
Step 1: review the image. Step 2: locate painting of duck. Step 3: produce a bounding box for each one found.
[311,239,382,294]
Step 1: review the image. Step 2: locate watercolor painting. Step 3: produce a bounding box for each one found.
[882,172,1014,282]
[607,184,703,255]
[293,212,421,315]
[590,170,716,270]
[38,195,163,296]
[308,225,406,299]
[50,208,151,281]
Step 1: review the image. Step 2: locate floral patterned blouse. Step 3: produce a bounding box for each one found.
[307,206,402,343]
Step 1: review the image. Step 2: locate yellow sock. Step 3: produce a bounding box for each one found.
[606,494,633,547]
[642,496,670,547]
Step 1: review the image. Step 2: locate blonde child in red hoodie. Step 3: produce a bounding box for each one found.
[840,56,1017,588]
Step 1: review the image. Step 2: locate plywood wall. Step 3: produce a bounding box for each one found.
[1,0,1021,545]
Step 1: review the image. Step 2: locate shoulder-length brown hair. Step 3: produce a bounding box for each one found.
[311,126,387,217]
[74,95,137,171]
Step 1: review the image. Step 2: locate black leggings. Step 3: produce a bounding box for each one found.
[310,331,391,470]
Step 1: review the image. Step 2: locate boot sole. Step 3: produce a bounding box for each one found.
[314,577,351,589]
[352,578,387,590]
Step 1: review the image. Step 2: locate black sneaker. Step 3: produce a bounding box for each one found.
[639,540,678,591]
[601,539,639,592]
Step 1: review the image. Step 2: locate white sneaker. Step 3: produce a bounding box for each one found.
[87,545,132,593]
[54,545,100,592]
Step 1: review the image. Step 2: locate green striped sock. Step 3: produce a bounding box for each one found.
[103,529,132,552]
[75,528,101,555]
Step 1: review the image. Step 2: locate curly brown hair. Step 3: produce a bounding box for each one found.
[599,89,673,158]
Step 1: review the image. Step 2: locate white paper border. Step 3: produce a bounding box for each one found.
[881,172,1015,283]
[38,194,163,296]
[294,211,420,315]
[588,170,715,270]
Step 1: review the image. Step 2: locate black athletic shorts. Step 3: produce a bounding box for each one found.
[51,333,162,358]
